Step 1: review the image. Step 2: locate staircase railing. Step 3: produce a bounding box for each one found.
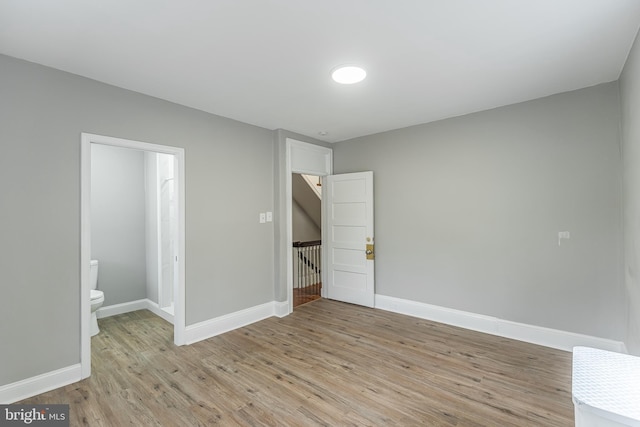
[292,240,322,302]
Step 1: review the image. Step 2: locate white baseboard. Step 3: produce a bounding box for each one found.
[0,364,82,404]
[185,301,282,345]
[97,299,174,324]
[375,294,626,353]
[145,300,175,324]
[1,300,286,403]
[96,299,149,319]
[273,301,289,318]
[497,318,627,353]
[8,296,623,404]
[98,299,288,343]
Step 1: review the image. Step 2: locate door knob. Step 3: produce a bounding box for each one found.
[366,244,375,260]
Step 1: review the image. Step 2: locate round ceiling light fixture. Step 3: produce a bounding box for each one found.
[331,65,367,84]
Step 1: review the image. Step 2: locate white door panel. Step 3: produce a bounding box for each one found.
[332,248,366,268]
[324,171,374,307]
[332,226,366,244]
[333,179,366,201]
[332,203,366,224]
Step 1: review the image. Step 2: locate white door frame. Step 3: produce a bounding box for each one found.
[285,138,332,313]
[155,152,176,313]
[80,133,186,379]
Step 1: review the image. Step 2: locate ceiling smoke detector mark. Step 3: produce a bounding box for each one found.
[331,65,367,84]
[318,131,328,137]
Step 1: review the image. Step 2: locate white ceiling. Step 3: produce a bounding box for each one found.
[2,1,640,143]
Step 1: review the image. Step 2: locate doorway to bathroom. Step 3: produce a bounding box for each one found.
[80,133,186,380]
[90,145,177,322]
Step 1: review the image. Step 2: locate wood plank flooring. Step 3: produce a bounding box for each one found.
[293,283,322,307]
[20,299,574,426]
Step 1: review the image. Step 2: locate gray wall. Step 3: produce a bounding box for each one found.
[91,144,147,306]
[333,82,625,341]
[0,54,274,386]
[621,29,640,355]
[292,199,321,242]
[292,173,321,242]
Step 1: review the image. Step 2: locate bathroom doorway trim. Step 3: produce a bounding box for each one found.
[80,133,186,379]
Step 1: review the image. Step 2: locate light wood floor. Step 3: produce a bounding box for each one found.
[21,299,574,426]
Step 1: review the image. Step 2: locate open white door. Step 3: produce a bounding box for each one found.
[324,171,374,307]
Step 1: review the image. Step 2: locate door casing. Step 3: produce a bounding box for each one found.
[285,138,332,313]
[80,133,186,380]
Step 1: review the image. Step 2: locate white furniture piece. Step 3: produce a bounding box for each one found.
[90,259,104,336]
[573,346,640,426]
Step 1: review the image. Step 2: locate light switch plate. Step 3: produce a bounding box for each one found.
[266,211,272,222]
[259,213,266,223]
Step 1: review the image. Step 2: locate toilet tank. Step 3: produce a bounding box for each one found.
[90,260,99,290]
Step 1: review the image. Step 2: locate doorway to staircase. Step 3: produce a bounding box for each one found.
[292,173,322,307]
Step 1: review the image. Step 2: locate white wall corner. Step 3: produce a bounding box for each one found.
[0,364,82,404]
[273,301,290,318]
[184,301,281,345]
[145,299,175,324]
[375,294,626,353]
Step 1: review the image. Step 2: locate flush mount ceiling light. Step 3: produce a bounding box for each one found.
[331,65,366,84]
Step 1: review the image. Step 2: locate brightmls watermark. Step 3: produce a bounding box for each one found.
[0,405,69,426]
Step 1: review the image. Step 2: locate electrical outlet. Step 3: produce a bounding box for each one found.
[558,231,570,246]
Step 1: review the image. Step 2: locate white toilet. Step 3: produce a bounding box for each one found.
[90,260,104,336]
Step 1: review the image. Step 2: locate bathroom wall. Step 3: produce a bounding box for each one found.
[0,53,274,387]
[143,151,176,306]
[157,152,176,308]
[144,152,160,304]
[91,144,147,306]
[620,27,640,355]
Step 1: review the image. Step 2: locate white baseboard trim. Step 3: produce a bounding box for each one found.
[273,301,289,318]
[97,299,149,319]
[1,300,286,403]
[0,364,82,404]
[97,299,175,324]
[145,300,175,324]
[185,301,282,345]
[375,294,626,353]
[98,299,289,344]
